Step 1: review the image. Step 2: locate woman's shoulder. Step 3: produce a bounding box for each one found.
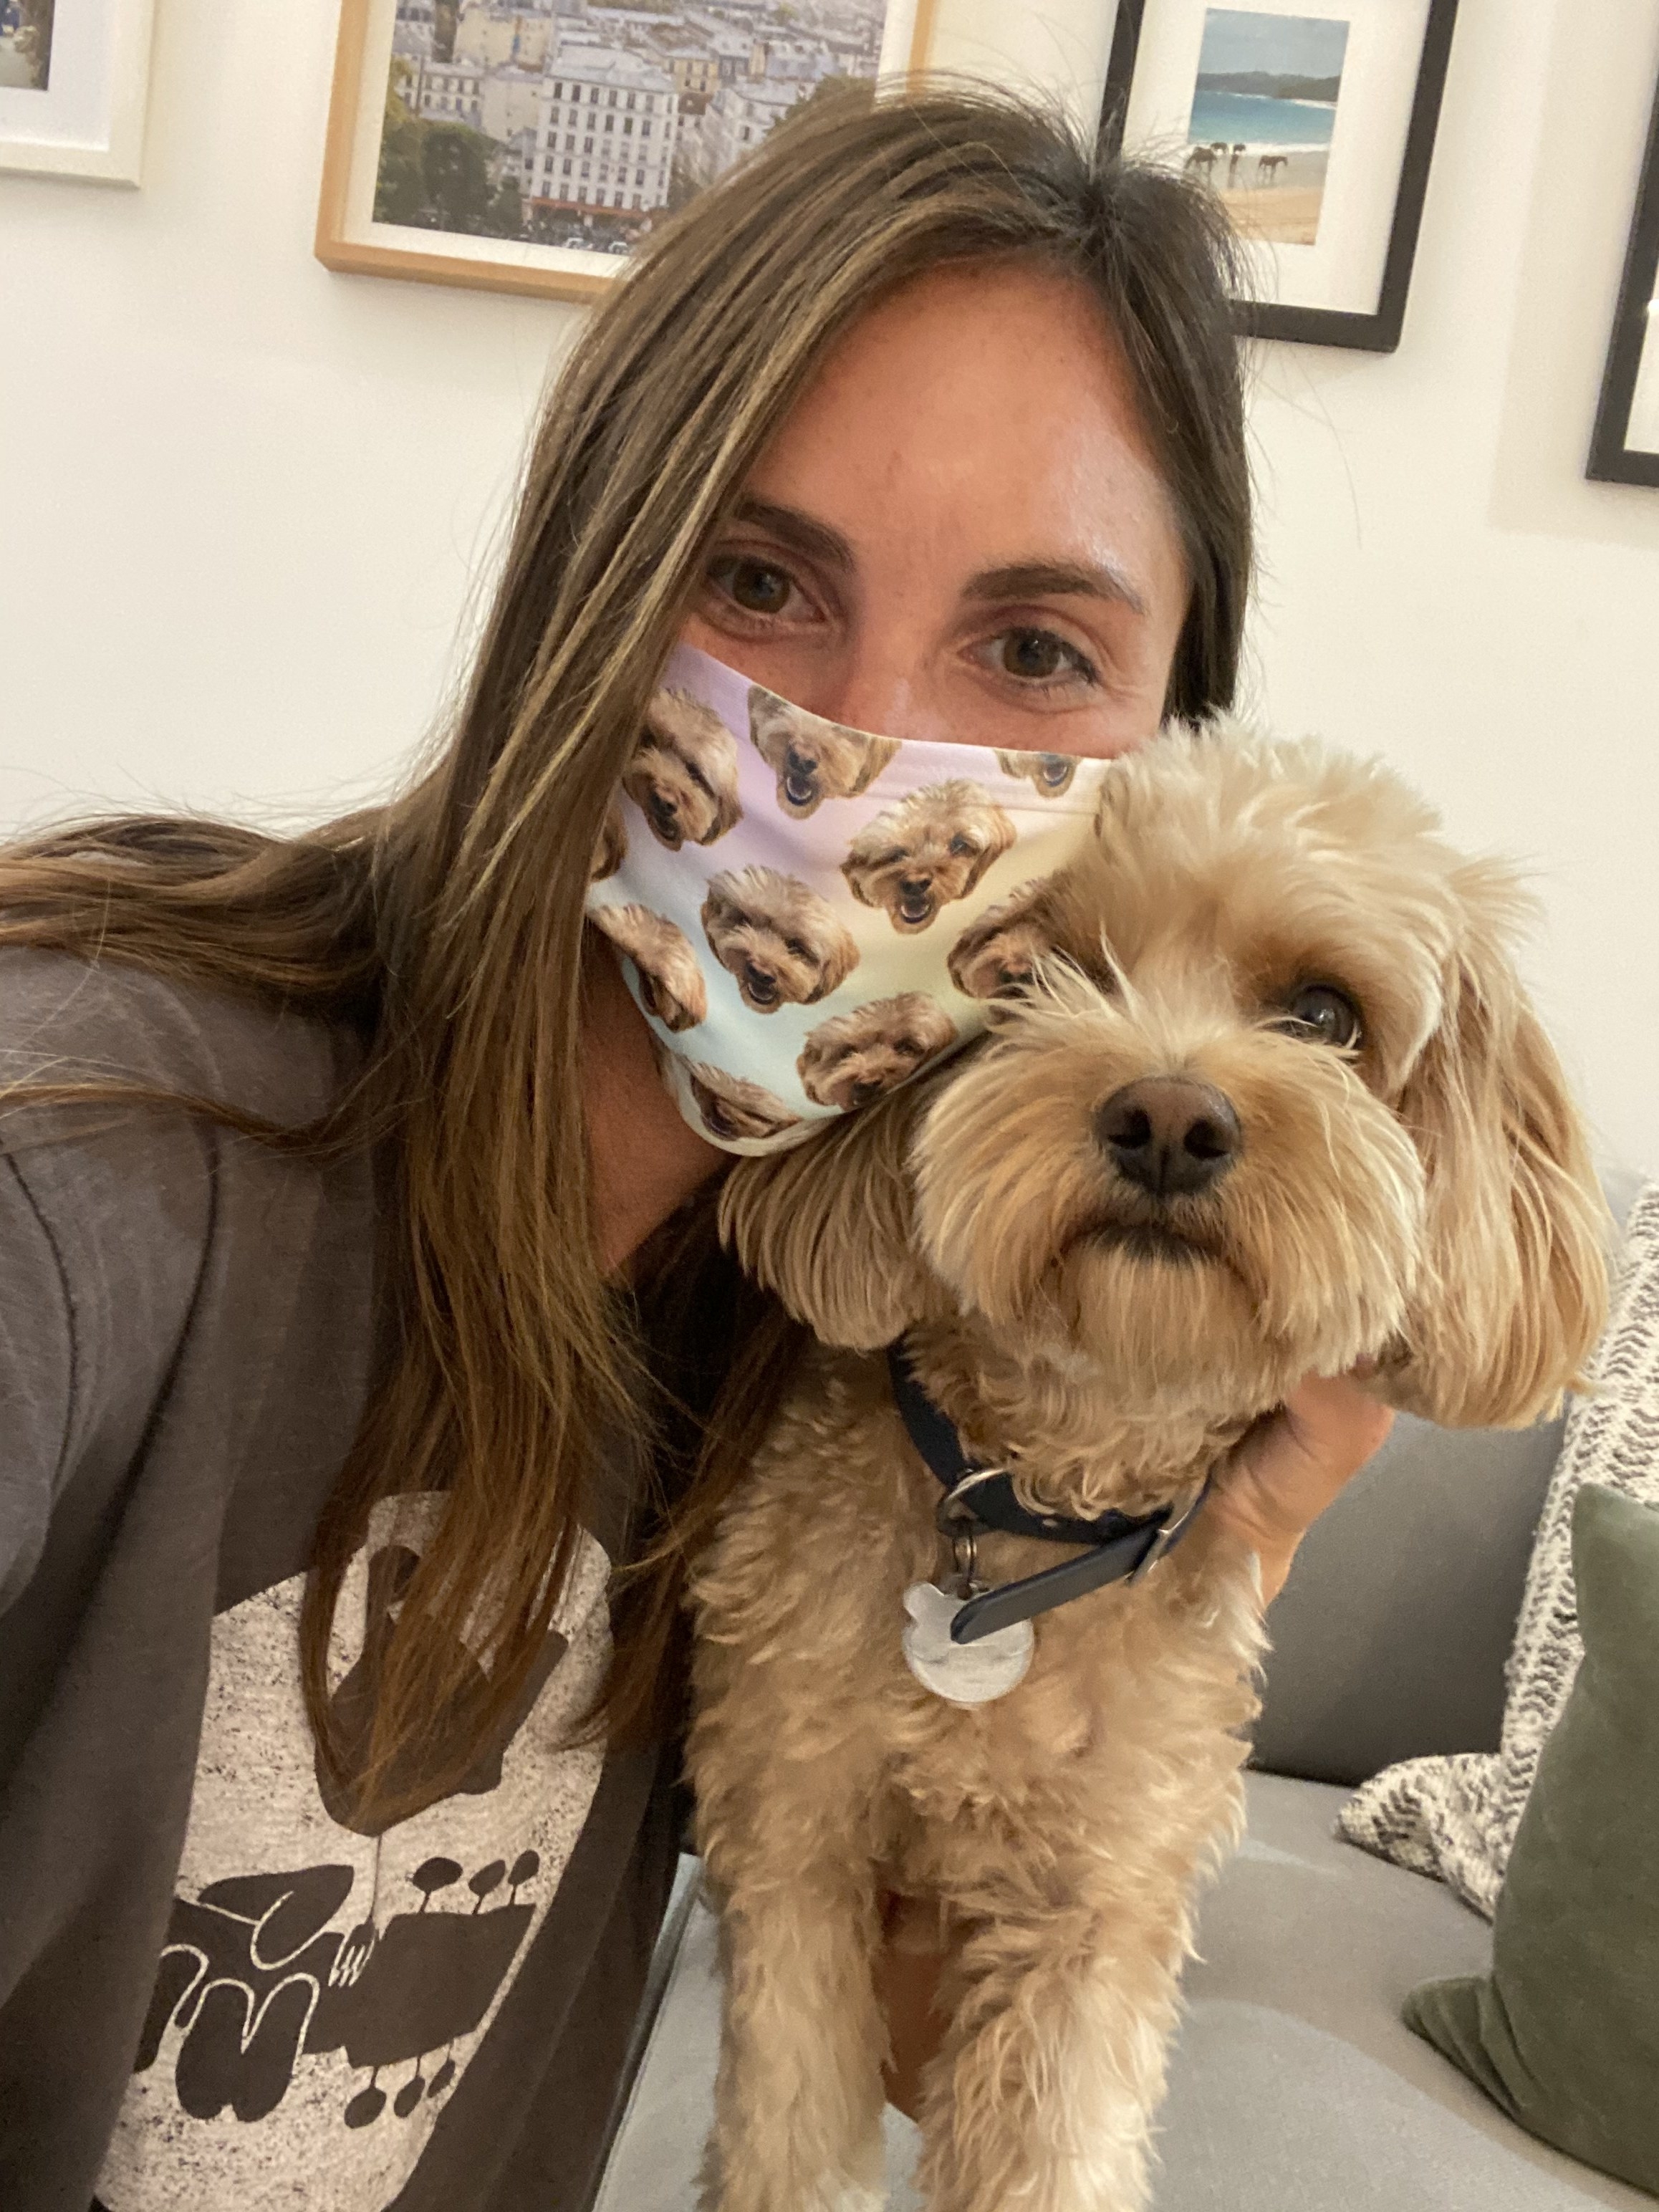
[0,945,364,1132]
[0,949,381,1616]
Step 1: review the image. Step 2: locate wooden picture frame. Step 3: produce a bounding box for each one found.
[0,0,156,184]
[1587,71,1659,489]
[316,0,931,304]
[1102,0,1458,352]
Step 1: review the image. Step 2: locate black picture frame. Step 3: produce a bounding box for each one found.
[1587,74,1659,489]
[1101,0,1459,352]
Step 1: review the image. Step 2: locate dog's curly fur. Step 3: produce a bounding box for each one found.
[842,781,1017,933]
[702,865,861,1011]
[749,687,901,816]
[798,993,960,1110]
[685,728,1610,2212]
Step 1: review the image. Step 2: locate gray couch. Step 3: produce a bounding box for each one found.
[595,1173,1653,2210]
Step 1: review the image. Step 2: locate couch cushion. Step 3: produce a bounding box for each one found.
[1148,1774,1653,2210]
[1403,1487,1659,2198]
[1249,1414,1564,1784]
[593,1775,1651,2210]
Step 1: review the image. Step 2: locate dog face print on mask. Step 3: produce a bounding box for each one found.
[585,642,1110,1155]
[621,688,744,849]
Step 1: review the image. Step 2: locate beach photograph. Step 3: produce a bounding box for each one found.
[1184,7,1349,247]
[0,0,54,91]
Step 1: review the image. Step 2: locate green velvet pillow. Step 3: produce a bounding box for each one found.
[1403,1484,1659,2196]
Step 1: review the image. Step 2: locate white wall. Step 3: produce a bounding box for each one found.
[2,0,1655,1175]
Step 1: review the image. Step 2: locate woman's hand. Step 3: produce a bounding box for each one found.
[1206,1370,1395,1603]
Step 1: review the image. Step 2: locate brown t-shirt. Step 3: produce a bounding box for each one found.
[0,950,686,2212]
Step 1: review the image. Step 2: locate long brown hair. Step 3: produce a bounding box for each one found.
[0,81,1252,1823]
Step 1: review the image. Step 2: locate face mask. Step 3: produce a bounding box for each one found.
[585,641,1110,1154]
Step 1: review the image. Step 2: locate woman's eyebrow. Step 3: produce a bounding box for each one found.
[729,497,855,575]
[964,559,1148,618]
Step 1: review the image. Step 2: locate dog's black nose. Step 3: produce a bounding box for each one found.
[1093,1078,1241,1197]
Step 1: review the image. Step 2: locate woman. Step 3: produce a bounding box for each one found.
[0,85,1391,2212]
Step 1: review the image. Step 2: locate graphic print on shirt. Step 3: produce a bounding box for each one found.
[128,1847,544,2127]
[96,1496,614,2212]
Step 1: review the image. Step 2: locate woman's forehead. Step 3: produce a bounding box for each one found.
[739,262,1184,595]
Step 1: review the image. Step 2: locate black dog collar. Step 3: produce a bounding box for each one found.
[885,1337,1211,1648]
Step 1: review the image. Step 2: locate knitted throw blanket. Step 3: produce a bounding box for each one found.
[1337,1178,1659,1919]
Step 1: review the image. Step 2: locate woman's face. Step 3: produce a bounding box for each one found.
[680,262,1191,761]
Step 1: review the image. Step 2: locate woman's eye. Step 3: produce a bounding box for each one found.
[985,627,1100,687]
[1277,984,1364,1051]
[708,555,797,617]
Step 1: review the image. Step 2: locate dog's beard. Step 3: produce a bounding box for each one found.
[756,709,896,814]
[709,920,821,1009]
[627,753,720,848]
[852,855,978,932]
[812,1044,921,1110]
[912,984,1425,1418]
[782,758,820,809]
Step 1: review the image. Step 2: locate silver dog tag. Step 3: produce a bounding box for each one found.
[901,1581,1034,1706]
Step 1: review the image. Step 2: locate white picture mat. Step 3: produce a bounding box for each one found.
[336,0,921,276]
[0,0,153,181]
[1627,295,1659,456]
[1121,0,1431,317]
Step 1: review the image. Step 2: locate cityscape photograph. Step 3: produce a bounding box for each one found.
[375,0,892,253]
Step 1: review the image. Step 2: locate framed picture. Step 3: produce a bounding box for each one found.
[1587,72,1659,489]
[1102,0,1458,351]
[0,0,155,183]
[316,0,931,303]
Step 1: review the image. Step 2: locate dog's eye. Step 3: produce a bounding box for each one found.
[948,835,978,857]
[784,938,812,960]
[1276,984,1364,1051]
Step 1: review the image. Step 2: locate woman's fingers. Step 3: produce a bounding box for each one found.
[1204,1371,1393,1602]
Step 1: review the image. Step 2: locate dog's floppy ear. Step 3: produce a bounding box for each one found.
[716,1067,953,1347]
[807,920,860,1002]
[848,732,900,787]
[700,877,736,935]
[1382,862,1609,1429]
[641,690,679,746]
[969,809,1017,889]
